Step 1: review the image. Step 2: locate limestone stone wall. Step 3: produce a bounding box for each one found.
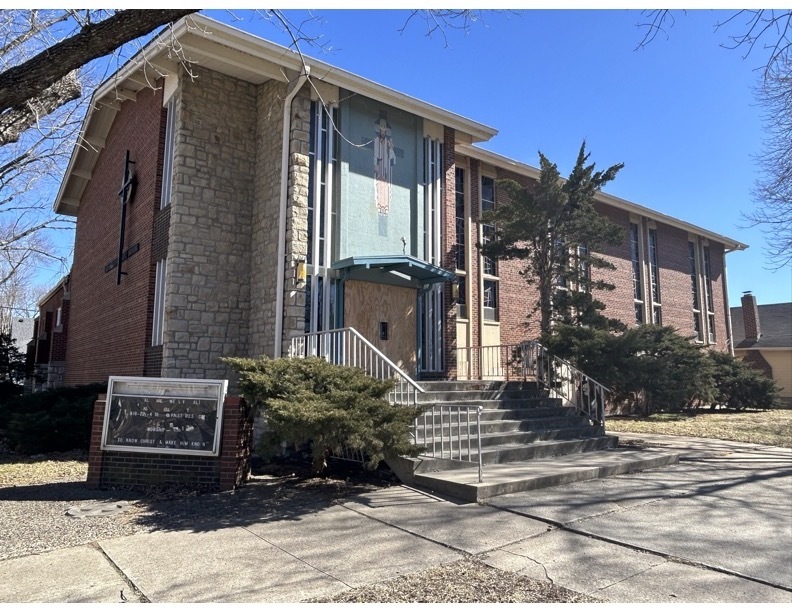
[47,362,65,389]
[249,79,287,358]
[162,66,257,381]
[282,90,312,355]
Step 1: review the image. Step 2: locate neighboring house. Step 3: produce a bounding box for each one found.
[28,276,71,390]
[49,15,746,388]
[731,294,792,406]
[9,317,35,355]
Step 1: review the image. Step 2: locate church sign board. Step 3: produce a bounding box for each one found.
[101,377,228,456]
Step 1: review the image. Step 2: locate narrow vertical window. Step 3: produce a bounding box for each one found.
[455,168,466,271]
[703,245,716,343]
[55,306,62,328]
[481,175,498,323]
[630,222,644,324]
[648,228,661,324]
[306,102,338,335]
[421,137,444,373]
[455,167,466,320]
[689,242,703,341]
[577,243,591,290]
[152,259,166,346]
[160,97,176,209]
[555,239,567,289]
[481,176,497,276]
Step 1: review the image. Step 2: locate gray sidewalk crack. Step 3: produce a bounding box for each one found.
[340,501,469,556]
[559,492,688,526]
[507,551,555,585]
[590,557,668,596]
[239,526,354,590]
[482,503,792,594]
[91,542,150,603]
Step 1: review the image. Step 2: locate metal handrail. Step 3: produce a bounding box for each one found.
[453,341,610,429]
[453,344,532,381]
[413,404,483,484]
[289,327,424,408]
[523,340,610,429]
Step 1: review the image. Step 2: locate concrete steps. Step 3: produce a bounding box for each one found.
[393,379,680,501]
[413,447,682,502]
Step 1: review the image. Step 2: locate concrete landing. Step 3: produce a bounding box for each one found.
[413,447,681,502]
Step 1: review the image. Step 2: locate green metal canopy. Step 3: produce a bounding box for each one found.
[332,255,455,289]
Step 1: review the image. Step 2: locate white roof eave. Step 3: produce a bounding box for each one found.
[457,143,748,252]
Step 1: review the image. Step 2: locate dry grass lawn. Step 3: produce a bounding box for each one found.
[606,409,792,448]
[0,450,88,486]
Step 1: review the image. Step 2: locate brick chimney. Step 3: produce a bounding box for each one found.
[741,292,761,341]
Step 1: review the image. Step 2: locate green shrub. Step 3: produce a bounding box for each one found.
[0,380,23,405]
[542,324,778,415]
[1,383,105,453]
[225,357,423,473]
[706,351,781,410]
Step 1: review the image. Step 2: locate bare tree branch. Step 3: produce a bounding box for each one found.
[0,9,197,115]
[743,48,792,270]
[0,71,81,145]
[634,9,678,51]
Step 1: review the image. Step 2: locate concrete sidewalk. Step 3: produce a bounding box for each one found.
[1,434,790,603]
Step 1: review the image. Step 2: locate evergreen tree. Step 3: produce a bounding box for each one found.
[480,141,626,336]
[0,332,25,383]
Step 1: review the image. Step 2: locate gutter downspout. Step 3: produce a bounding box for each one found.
[274,68,310,358]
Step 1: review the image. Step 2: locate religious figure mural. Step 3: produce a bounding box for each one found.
[374,114,396,216]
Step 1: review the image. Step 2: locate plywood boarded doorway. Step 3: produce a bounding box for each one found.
[343,280,417,376]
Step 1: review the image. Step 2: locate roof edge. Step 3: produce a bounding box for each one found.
[457,143,749,252]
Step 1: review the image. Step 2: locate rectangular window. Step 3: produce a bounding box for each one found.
[648,228,661,324]
[481,176,495,212]
[555,239,567,289]
[480,175,497,277]
[577,243,591,290]
[455,168,466,271]
[55,306,62,328]
[703,245,716,343]
[689,242,703,341]
[456,275,467,319]
[160,97,176,209]
[305,101,338,336]
[483,279,498,322]
[482,224,498,276]
[630,222,644,324]
[307,102,337,268]
[152,259,166,346]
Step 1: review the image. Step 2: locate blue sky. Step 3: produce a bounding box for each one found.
[197,8,790,307]
[32,8,789,308]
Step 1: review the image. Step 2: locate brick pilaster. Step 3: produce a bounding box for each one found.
[86,395,107,488]
[442,126,458,380]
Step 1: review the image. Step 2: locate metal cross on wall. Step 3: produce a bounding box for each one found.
[116,150,136,285]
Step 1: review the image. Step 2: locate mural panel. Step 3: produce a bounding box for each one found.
[337,92,422,260]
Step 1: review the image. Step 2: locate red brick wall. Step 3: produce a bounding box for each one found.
[87,395,253,491]
[593,204,637,328]
[64,85,166,385]
[708,241,729,349]
[442,127,457,378]
[36,283,69,363]
[472,183,732,353]
[468,159,481,350]
[495,168,542,344]
[50,299,69,362]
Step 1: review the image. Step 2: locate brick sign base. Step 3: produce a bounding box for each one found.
[86,395,253,491]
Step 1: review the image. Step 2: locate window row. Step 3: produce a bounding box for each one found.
[454,170,499,322]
